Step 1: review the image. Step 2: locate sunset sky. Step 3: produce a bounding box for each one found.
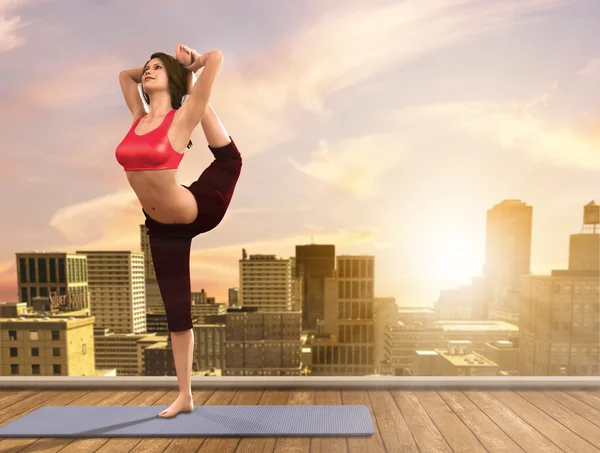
[1,0,599,306]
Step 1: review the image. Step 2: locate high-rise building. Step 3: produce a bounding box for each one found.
[195,323,226,372]
[484,199,533,288]
[373,298,399,374]
[311,256,376,376]
[93,326,160,376]
[519,201,600,376]
[483,200,533,318]
[239,251,292,312]
[76,250,146,334]
[210,307,302,376]
[16,252,90,312]
[295,244,335,331]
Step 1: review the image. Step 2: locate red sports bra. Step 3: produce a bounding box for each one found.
[115,109,184,171]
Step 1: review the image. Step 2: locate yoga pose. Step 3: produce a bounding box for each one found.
[115,45,242,418]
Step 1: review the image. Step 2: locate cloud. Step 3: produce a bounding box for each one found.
[0,0,30,53]
[289,134,404,200]
[383,86,600,170]
[44,184,328,255]
[48,189,140,244]
[2,0,574,161]
[578,58,600,78]
[10,54,126,110]
[204,0,574,156]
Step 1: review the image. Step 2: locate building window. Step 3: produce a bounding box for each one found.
[51,330,60,341]
[38,258,48,283]
[53,364,61,375]
[32,364,41,375]
[49,258,57,282]
[9,348,17,357]
[19,258,28,283]
[28,258,36,283]
[52,348,60,357]
[10,364,19,374]
[31,348,39,357]
[9,330,17,340]
[29,330,39,341]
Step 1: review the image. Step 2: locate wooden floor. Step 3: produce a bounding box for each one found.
[0,387,599,453]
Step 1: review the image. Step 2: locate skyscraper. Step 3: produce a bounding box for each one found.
[295,244,335,332]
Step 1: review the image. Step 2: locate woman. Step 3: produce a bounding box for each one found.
[115,44,242,418]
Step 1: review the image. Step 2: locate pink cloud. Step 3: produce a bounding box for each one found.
[3,54,126,114]
[0,0,30,53]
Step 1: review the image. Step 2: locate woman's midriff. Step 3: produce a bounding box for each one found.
[126,169,198,225]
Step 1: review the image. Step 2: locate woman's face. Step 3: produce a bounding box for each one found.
[141,58,168,91]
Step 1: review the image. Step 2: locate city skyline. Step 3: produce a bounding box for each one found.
[1,0,599,305]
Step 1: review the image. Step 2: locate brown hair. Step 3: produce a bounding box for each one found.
[141,52,193,149]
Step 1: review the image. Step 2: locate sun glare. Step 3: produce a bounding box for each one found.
[427,233,482,284]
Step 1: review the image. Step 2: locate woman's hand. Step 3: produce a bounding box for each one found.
[176,44,207,72]
[176,44,220,73]
[176,44,193,67]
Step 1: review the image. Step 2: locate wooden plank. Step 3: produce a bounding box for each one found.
[310,390,348,453]
[542,391,600,429]
[0,391,38,411]
[235,389,289,453]
[390,390,452,453]
[0,390,63,426]
[0,390,38,443]
[0,389,93,453]
[516,391,600,448]
[93,389,172,453]
[411,391,487,453]
[273,390,313,453]
[367,390,419,453]
[567,391,600,411]
[465,391,563,453]
[341,390,386,453]
[438,391,526,453]
[490,390,600,453]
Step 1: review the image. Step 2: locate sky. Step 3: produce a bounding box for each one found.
[0,0,599,306]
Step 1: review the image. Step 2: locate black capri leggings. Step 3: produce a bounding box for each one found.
[142,137,242,332]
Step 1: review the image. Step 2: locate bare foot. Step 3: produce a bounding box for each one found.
[158,393,194,418]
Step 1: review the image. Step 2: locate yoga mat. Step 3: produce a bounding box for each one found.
[0,405,374,437]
